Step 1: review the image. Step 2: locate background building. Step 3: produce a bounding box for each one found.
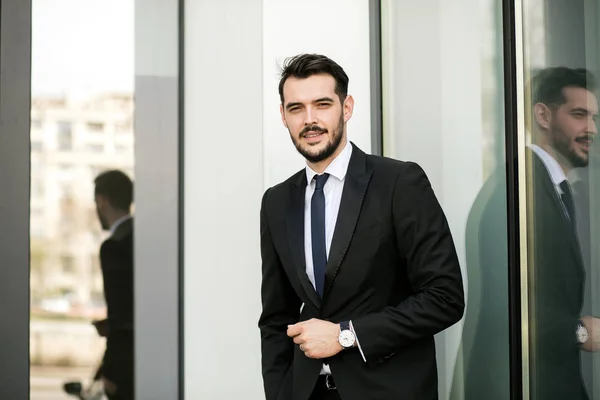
[30,93,134,318]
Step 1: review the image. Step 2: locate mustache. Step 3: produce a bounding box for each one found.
[300,125,327,136]
[576,135,595,142]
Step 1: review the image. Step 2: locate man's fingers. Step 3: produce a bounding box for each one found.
[293,335,303,345]
[286,326,297,337]
[303,348,320,359]
[287,323,304,337]
[288,318,325,338]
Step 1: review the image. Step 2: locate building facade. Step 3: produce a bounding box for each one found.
[30,94,134,314]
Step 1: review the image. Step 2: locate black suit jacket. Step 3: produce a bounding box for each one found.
[259,144,464,400]
[100,217,134,384]
[573,156,600,397]
[527,152,589,400]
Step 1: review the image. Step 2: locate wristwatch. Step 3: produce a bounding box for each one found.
[338,321,356,349]
[577,320,589,345]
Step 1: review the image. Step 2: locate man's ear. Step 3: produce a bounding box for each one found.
[343,95,354,123]
[533,102,552,130]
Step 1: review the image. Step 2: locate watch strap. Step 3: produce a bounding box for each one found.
[340,320,350,331]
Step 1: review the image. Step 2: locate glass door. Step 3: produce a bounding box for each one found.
[518,0,600,398]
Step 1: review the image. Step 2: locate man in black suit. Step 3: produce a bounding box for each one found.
[258,53,465,400]
[93,170,134,400]
[526,67,599,399]
[453,67,599,400]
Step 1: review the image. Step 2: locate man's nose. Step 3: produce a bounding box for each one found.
[588,116,598,135]
[304,107,318,125]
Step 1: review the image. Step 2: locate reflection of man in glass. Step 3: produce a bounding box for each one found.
[528,67,598,399]
[93,170,134,400]
[453,67,598,400]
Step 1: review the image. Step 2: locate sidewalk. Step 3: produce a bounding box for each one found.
[31,365,98,400]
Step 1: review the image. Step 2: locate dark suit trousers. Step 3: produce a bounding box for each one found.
[104,331,134,400]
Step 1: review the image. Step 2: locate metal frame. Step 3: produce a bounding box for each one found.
[368,0,383,156]
[0,0,31,398]
[178,0,185,397]
[502,0,529,398]
[133,0,182,398]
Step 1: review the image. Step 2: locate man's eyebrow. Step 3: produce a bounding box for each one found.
[285,102,303,110]
[571,107,598,116]
[314,97,335,103]
[285,97,335,110]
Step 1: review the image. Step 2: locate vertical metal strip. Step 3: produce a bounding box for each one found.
[0,0,31,398]
[513,0,530,397]
[368,0,383,156]
[502,0,529,397]
[177,0,185,397]
[134,0,180,398]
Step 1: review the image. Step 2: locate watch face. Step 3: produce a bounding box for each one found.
[339,330,356,348]
[577,324,589,344]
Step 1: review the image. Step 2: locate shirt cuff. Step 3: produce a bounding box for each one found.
[349,320,367,362]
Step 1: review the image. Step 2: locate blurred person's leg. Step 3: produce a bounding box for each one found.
[103,332,134,400]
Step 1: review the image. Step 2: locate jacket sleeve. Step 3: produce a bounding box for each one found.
[258,188,301,400]
[351,162,465,360]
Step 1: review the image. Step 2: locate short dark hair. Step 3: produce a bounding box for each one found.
[94,170,133,211]
[526,67,597,132]
[531,67,597,107]
[278,53,349,104]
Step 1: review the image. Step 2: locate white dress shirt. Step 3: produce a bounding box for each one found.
[303,141,367,374]
[530,144,572,220]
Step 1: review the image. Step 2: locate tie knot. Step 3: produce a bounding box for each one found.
[314,173,330,190]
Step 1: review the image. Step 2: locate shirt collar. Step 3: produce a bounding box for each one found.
[305,140,353,185]
[530,144,567,186]
[110,214,132,235]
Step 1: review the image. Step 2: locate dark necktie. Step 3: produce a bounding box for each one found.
[311,173,330,298]
[559,179,576,229]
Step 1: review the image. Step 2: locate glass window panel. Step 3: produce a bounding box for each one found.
[30,0,134,398]
[381,1,507,398]
[521,0,600,398]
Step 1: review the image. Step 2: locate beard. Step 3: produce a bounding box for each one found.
[97,208,109,230]
[290,112,345,163]
[550,125,589,168]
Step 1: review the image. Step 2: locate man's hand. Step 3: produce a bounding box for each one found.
[101,376,118,395]
[581,316,600,352]
[287,318,342,359]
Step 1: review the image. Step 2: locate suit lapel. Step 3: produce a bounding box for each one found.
[531,152,585,274]
[545,177,584,270]
[323,145,372,298]
[286,172,321,309]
